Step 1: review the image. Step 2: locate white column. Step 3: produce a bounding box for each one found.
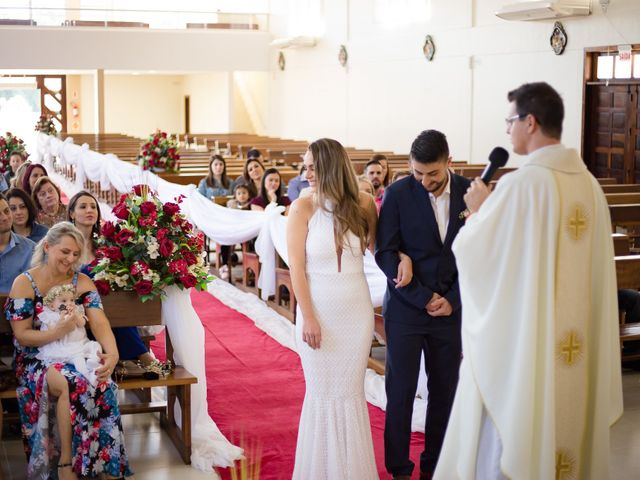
[93,69,105,134]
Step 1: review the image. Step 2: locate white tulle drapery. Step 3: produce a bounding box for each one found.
[161,286,244,472]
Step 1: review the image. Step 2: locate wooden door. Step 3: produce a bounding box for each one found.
[584,84,638,183]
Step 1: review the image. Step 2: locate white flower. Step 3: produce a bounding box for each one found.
[115,274,129,288]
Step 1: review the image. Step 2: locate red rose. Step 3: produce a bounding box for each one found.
[181,251,197,266]
[161,132,167,138]
[156,228,169,241]
[112,202,129,220]
[101,221,116,239]
[152,137,159,146]
[94,280,111,296]
[140,201,156,216]
[168,259,189,275]
[159,238,174,257]
[163,202,180,216]
[130,261,149,276]
[138,214,157,228]
[114,229,135,245]
[179,274,197,289]
[134,280,153,295]
[104,246,123,262]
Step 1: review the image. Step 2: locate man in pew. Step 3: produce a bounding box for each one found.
[0,193,35,292]
[436,82,623,479]
[364,158,385,210]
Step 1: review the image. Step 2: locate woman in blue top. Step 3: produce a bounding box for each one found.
[6,187,49,243]
[67,191,157,369]
[197,154,233,199]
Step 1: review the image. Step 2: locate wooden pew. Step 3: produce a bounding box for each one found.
[615,256,640,361]
[0,293,197,464]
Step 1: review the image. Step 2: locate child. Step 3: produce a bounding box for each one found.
[226,183,252,210]
[36,284,103,386]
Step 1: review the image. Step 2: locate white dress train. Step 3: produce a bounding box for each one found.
[293,206,378,480]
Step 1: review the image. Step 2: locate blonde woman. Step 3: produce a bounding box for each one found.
[287,138,379,478]
[7,222,131,479]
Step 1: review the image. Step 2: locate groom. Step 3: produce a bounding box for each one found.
[375,130,469,480]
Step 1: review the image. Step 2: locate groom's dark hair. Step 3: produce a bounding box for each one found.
[410,129,449,164]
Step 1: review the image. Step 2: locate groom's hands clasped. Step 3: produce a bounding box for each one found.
[426,293,453,317]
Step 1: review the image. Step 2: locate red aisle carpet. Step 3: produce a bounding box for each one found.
[154,290,426,479]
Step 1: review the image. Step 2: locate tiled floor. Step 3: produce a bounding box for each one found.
[1,370,639,479]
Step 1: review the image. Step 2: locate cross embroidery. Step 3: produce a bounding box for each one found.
[556,450,574,480]
[568,207,587,240]
[559,331,582,366]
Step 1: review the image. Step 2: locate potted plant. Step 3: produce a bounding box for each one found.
[137,130,180,173]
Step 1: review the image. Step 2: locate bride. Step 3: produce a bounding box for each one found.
[287,138,379,479]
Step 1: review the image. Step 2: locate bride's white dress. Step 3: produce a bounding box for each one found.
[293,205,378,480]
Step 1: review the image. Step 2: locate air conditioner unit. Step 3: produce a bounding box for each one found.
[269,36,317,49]
[496,0,591,21]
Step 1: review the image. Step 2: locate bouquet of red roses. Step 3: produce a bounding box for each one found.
[0,132,27,174]
[90,185,211,302]
[138,130,180,173]
[35,114,58,136]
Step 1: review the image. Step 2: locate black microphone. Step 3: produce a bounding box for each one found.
[480,147,509,184]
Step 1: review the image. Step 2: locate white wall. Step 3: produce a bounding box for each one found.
[265,0,640,165]
[183,73,231,134]
[0,27,270,72]
[104,75,184,138]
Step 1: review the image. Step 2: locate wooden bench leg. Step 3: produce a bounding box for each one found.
[161,384,192,465]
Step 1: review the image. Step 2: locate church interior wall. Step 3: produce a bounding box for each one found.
[265,0,640,165]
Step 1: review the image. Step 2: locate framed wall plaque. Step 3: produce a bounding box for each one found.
[550,22,567,55]
[423,35,435,61]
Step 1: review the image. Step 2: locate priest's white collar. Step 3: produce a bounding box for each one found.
[523,144,586,174]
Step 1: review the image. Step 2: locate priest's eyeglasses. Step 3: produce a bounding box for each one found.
[505,114,527,127]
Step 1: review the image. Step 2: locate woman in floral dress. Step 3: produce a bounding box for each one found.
[6,222,131,479]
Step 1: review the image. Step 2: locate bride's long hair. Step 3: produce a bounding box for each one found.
[308,138,368,253]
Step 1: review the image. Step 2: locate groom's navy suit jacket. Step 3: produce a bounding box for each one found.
[375,173,470,326]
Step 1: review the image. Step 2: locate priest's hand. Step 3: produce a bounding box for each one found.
[464,177,491,214]
[302,316,322,350]
[428,296,453,317]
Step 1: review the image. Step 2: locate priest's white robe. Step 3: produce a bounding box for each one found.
[434,145,623,479]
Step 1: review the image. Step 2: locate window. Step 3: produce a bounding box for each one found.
[596,52,640,80]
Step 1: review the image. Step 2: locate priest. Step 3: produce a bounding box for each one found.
[435,82,623,479]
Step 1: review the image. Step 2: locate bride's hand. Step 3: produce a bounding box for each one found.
[302,317,322,350]
[395,253,413,288]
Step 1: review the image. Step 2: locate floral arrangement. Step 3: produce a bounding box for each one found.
[0,132,27,174]
[34,114,57,136]
[90,184,211,302]
[138,130,180,173]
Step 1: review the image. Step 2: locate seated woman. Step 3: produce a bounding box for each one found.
[6,222,131,480]
[250,167,291,212]
[197,154,233,199]
[32,176,67,227]
[234,157,265,198]
[67,190,159,369]
[21,163,48,196]
[6,188,49,243]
